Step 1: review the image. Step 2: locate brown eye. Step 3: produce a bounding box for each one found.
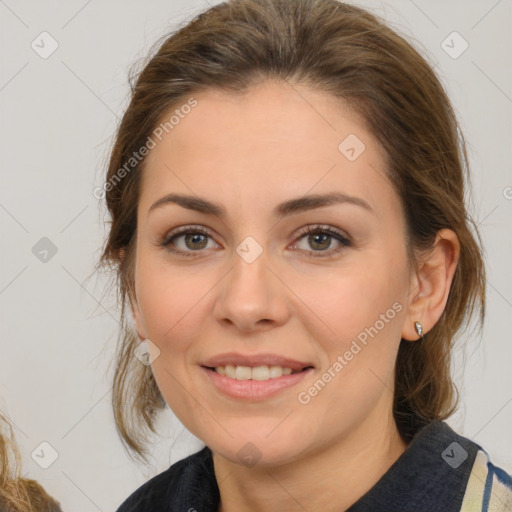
[161,226,219,256]
[292,226,351,258]
[182,232,208,250]
[307,232,332,251]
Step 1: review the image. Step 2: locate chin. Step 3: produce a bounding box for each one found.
[213,442,299,468]
[204,423,308,468]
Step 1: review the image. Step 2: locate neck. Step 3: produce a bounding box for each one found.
[213,410,408,512]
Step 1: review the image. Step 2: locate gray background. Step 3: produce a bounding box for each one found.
[0,0,510,510]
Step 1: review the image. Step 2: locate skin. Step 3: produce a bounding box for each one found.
[130,78,460,512]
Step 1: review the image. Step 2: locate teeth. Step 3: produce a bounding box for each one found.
[235,365,251,380]
[216,365,294,380]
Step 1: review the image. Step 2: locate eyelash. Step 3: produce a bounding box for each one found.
[160,224,351,259]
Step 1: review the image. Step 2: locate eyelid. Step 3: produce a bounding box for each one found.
[159,225,221,258]
[294,224,350,243]
[290,225,351,258]
[160,223,351,257]
[161,224,218,245]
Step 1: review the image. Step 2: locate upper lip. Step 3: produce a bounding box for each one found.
[201,352,314,372]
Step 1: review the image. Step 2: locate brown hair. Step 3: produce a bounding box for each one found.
[0,413,62,512]
[97,0,485,461]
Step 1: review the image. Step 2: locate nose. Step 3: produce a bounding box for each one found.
[213,245,290,333]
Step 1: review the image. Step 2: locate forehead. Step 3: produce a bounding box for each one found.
[139,80,398,222]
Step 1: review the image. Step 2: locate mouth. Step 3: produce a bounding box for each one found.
[202,364,314,381]
[199,353,315,400]
[201,365,314,400]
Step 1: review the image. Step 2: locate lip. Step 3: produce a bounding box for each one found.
[201,366,314,400]
[201,352,314,372]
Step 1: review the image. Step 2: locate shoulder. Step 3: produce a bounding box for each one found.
[422,420,512,511]
[115,446,219,512]
[430,421,512,511]
[115,464,177,512]
[347,419,511,512]
[460,444,512,512]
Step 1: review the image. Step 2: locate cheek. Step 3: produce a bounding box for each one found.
[293,266,405,436]
[135,255,213,345]
[292,253,408,415]
[134,259,212,424]
[292,259,406,346]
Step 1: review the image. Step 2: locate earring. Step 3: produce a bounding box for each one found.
[414,321,424,341]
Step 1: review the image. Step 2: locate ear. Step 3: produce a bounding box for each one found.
[119,247,148,341]
[402,229,460,341]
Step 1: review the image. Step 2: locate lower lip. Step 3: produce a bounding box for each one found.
[201,366,313,400]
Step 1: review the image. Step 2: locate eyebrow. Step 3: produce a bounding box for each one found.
[148,192,374,218]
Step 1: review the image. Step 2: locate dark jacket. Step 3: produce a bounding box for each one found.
[116,420,512,511]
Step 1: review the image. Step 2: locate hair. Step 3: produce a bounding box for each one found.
[97,0,486,461]
[0,413,63,512]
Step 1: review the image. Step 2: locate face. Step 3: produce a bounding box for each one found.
[131,79,414,466]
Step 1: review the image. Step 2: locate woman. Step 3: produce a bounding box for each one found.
[0,413,62,512]
[97,0,512,510]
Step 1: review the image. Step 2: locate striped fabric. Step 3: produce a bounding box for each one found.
[461,449,512,511]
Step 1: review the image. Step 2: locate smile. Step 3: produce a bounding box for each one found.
[201,365,314,400]
[211,364,306,380]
